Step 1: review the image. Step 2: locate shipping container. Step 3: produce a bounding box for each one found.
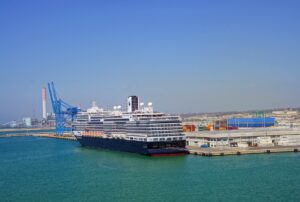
[183,124,196,132]
[198,126,207,131]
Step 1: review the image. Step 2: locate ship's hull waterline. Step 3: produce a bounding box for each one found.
[75,135,188,156]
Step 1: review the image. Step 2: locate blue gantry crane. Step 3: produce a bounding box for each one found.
[48,82,79,135]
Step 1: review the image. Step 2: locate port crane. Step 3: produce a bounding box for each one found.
[48,82,79,135]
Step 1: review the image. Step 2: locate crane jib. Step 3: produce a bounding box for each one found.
[47,82,79,135]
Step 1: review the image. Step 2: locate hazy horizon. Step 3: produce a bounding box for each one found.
[1,0,300,122]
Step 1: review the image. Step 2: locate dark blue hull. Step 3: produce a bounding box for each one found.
[75,135,187,156]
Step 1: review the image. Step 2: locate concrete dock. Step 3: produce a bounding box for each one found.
[188,145,300,156]
[0,133,76,141]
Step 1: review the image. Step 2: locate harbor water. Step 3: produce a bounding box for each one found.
[0,137,299,202]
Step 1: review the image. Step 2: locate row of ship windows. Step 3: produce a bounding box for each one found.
[74,127,182,135]
[124,124,181,127]
[147,134,182,137]
[126,130,183,133]
[74,128,182,133]
[122,128,182,131]
[74,125,182,130]
[97,121,181,126]
[77,124,178,129]
[78,123,182,127]
[128,130,183,134]
[127,130,183,134]
[75,121,181,124]
[130,124,181,127]
[127,121,181,124]
[79,118,180,120]
[126,127,182,130]
[130,137,147,141]
[74,127,182,130]
[81,127,183,130]
[153,137,184,141]
[129,137,184,141]
[134,120,180,122]
[75,130,182,137]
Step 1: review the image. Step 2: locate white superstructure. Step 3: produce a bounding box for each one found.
[72,97,186,143]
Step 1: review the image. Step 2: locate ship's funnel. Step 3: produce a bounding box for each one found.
[127,96,139,113]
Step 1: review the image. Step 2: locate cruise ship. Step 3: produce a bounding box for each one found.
[72,96,187,156]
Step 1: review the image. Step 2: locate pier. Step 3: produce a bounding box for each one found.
[185,128,300,156]
[0,133,76,141]
[188,146,300,156]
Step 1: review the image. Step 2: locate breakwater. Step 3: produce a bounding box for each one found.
[0,133,76,141]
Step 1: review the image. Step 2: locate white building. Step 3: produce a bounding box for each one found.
[22,117,32,127]
[186,128,300,148]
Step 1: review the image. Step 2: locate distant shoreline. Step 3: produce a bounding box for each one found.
[0,127,55,132]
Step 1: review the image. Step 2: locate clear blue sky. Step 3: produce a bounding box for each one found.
[0,0,299,122]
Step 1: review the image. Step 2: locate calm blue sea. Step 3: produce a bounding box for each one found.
[0,137,299,202]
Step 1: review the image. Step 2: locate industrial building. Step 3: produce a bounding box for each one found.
[186,128,300,148]
[227,117,275,128]
[183,117,276,133]
[22,117,32,127]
